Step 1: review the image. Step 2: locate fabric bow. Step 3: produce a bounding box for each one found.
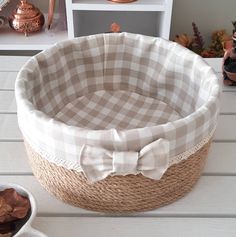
[79,138,170,183]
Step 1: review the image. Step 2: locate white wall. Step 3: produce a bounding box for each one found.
[170,0,236,44]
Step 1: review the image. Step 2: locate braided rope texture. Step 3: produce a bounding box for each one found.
[25,140,211,213]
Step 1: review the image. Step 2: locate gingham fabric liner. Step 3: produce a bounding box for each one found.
[15,33,221,180]
[55,90,182,130]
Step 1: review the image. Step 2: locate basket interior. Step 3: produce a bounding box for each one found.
[22,33,215,130]
[55,90,182,130]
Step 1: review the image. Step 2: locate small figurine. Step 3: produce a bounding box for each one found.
[8,0,45,37]
[223,21,236,86]
[105,22,121,34]
[110,22,121,33]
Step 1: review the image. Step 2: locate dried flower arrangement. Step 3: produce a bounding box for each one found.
[0,188,30,237]
[174,22,232,58]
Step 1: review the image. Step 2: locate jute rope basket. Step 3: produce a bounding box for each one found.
[25,141,211,213]
[15,33,220,213]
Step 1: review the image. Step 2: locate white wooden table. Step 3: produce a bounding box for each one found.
[0,56,236,236]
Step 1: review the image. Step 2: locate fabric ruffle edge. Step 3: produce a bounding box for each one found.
[23,126,215,175]
[169,127,215,166]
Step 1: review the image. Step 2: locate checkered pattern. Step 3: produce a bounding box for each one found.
[80,138,169,182]
[15,33,221,181]
[55,90,181,130]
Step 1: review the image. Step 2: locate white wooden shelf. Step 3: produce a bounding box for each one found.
[0,26,68,51]
[0,0,172,50]
[71,0,166,11]
[66,0,173,39]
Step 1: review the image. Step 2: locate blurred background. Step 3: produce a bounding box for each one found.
[0,0,235,55]
[170,0,235,44]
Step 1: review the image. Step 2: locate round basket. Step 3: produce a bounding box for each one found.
[25,140,211,213]
[15,33,220,213]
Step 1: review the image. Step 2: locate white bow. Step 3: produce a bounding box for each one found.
[79,138,170,183]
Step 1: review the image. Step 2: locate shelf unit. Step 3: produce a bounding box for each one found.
[66,0,173,40]
[71,0,166,11]
[0,0,68,51]
[0,0,173,50]
[0,25,68,51]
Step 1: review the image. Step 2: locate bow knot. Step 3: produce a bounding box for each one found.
[112,151,139,174]
[79,138,170,183]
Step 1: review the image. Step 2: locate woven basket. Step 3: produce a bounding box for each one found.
[15,33,220,213]
[25,140,211,213]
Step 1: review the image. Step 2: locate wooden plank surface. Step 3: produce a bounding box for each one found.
[223,85,236,92]
[0,142,31,173]
[205,143,236,175]
[0,56,30,71]
[0,72,17,90]
[214,115,236,141]
[1,175,236,216]
[220,92,236,113]
[0,91,16,113]
[32,217,236,237]
[0,114,22,140]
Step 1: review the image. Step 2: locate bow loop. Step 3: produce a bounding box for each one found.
[80,138,170,183]
[138,138,170,180]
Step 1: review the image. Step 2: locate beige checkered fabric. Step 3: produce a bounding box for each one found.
[15,33,221,181]
[55,90,181,130]
[80,138,169,182]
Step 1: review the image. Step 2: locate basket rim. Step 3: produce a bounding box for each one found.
[15,33,220,135]
[15,33,220,181]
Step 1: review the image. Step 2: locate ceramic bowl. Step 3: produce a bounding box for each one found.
[224,69,236,81]
[0,183,47,237]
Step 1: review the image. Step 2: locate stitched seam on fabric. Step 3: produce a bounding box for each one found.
[24,127,215,174]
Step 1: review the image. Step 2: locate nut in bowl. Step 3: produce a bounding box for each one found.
[0,184,47,237]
